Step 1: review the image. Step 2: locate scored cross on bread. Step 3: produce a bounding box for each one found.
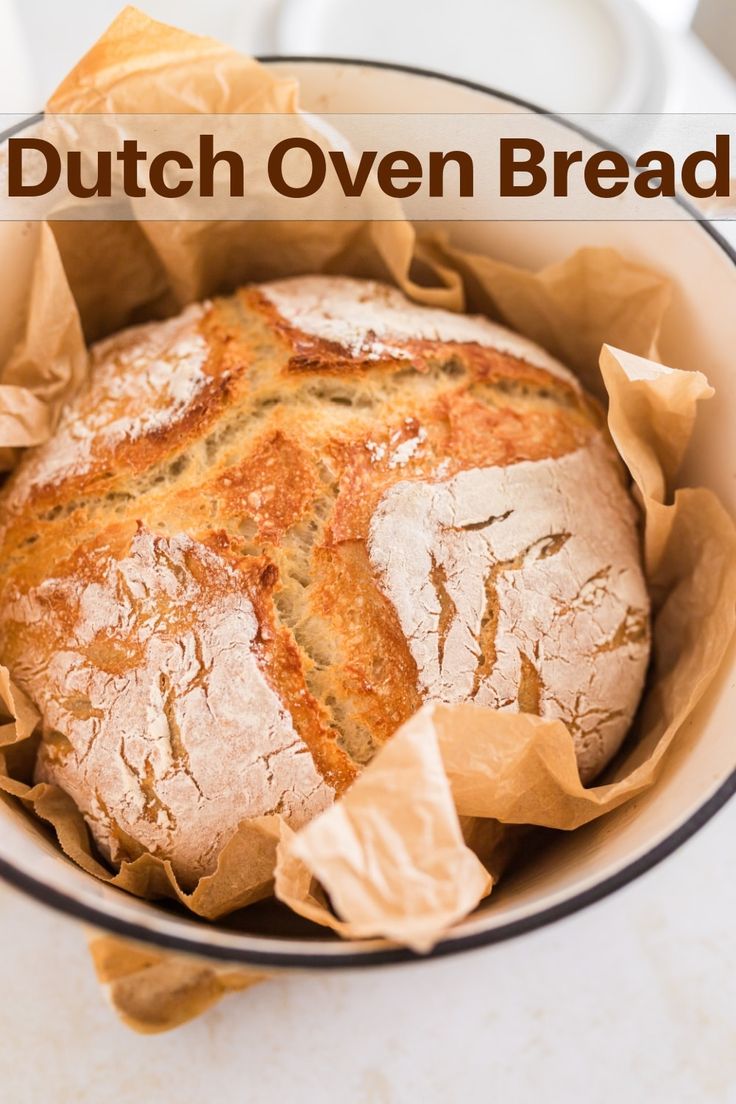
[0,277,649,887]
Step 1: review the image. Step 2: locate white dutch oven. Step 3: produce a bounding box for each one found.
[0,60,733,969]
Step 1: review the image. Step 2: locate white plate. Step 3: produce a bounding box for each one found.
[277,0,668,114]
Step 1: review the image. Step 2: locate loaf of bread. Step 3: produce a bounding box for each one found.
[0,277,650,887]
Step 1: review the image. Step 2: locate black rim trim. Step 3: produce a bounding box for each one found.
[0,57,734,967]
[0,768,733,968]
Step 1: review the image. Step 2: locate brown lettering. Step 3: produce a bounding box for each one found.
[67,151,112,198]
[149,151,193,198]
[8,138,61,196]
[200,134,245,197]
[681,134,730,199]
[428,150,474,197]
[268,138,326,197]
[376,151,423,197]
[551,149,582,196]
[116,139,147,197]
[328,149,377,196]
[499,139,546,196]
[583,151,629,197]
[634,151,675,197]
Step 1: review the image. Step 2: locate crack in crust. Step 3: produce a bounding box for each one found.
[3,528,339,887]
[368,438,650,782]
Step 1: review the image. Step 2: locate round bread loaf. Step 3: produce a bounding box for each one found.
[0,276,650,887]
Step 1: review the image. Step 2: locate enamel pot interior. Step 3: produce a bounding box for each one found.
[0,59,733,969]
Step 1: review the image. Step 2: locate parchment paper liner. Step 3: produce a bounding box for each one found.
[0,8,734,1030]
[87,932,268,1034]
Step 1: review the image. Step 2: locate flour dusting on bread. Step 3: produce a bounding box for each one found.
[261,276,576,383]
[369,436,649,780]
[7,304,210,507]
[15,528,334,885]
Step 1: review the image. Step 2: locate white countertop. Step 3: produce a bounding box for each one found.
[0,799,734,1102]
[0,7,734,1099]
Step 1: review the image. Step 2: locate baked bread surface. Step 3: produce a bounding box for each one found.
[0,277,650,885]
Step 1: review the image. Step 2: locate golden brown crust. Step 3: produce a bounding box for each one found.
[0,275,639,882]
